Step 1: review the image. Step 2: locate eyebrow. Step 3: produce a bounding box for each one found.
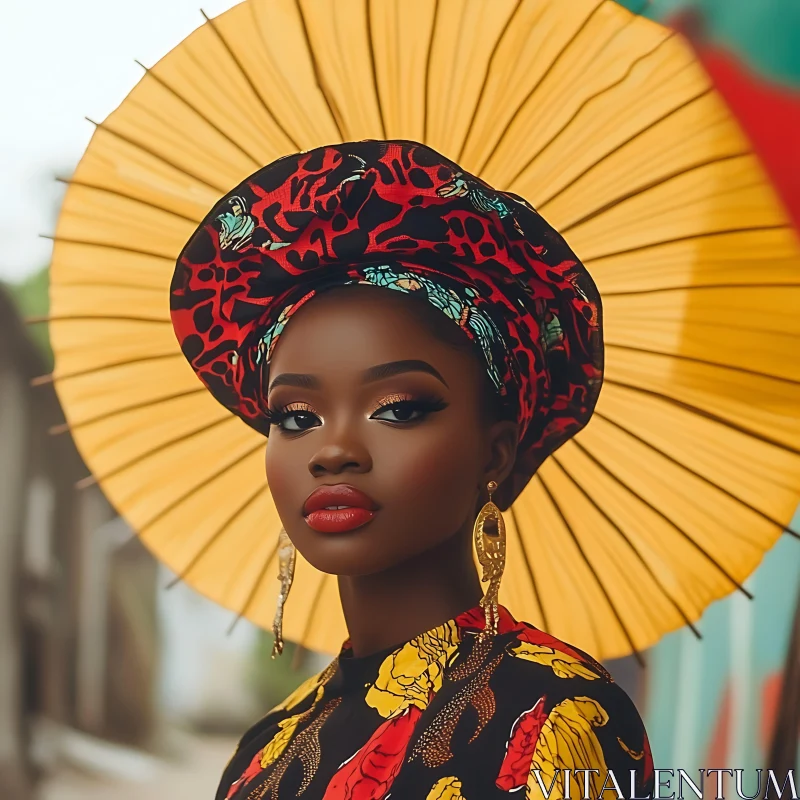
[362,359,449,387]
[268,359,448,393]
[268,372,321,392]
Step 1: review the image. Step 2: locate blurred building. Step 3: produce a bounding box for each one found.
[0,285,159,797]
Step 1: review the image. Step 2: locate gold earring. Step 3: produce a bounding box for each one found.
[272,527,296,658]
[473,480,506,639]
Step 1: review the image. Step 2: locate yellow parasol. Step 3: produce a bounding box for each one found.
[45,0,800,663]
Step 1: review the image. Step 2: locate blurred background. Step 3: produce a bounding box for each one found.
[1,0,798,797]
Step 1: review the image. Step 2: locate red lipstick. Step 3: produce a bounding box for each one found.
[302,484,378,534]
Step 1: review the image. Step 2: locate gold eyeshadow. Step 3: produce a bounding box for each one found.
[281,401,318,414]
[367,392,413,415]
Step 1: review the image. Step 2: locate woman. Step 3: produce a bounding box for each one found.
[170,139,655,800]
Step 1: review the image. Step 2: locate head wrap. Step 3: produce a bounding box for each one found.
[170,140,603,507]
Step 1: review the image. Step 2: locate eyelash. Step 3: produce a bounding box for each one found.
[264,394,448,433]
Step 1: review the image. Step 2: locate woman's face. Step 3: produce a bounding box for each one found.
[264,285,517,577]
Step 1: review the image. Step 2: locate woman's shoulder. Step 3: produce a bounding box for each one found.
[485,617,655,795]
[499,617,617,683]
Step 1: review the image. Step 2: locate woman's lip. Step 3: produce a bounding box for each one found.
[302,483,378,515]
[304,507,375,534]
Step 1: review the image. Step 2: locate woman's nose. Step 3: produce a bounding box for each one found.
[308,439,373,477]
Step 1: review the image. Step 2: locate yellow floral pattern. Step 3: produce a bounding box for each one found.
[510,642,600,681]
[527,696,610,800]
[269,658,337,714]
[259,686,325,769]
[366,620,460,719]
[426,775,467,800]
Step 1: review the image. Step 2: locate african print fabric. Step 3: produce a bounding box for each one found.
[171,140,604,508]
[216,603,654,800]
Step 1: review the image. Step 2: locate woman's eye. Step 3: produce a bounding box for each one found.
[370,402,430,423]
[277,410,321,432]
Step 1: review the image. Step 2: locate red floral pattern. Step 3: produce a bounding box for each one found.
[216,603,655,800]
[170,140,604,507]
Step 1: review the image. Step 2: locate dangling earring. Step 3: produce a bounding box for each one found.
[473,480,506,639]
[272,527,296,658]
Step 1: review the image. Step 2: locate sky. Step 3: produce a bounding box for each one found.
[1,0,241,282]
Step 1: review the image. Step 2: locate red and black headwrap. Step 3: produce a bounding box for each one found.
[170,139,603,507]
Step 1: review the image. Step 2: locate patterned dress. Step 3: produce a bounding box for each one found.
[216,604,655,800]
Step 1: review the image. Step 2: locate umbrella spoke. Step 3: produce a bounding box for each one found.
[139,439,265,534]
[604,378,800,456]
[43,234,175,262]
[583,225,791,262]
[456,0,523,162]
[200,10,300,150]
[57,386,206,437]
[591,410,800,540]
[508,504,548,631]
[166,482,270,589]
[77,413,236,488]
[603,282,800,297]
[605,343,800,386]
[134,60,263,168]
[568,434,758,593]
[295,0,347,140]
[85,118,230,194]
[507,28,677,187]
[57,177,203,223]
[535,471,645,666]
[40,352,181,386]
[478,0,609,175]
[421,0,440,143]
[535,87,713,210]
[559,152,750,233]
[228,537,281,635]
[365,0,387,139]
[550,451,702,639]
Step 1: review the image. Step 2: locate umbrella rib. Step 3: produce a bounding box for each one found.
[535,471,645,666]
[48,280,165,293]
[85,119,229,194]
[477,0,609,176]
[508,504,549,632]
[365,0,387,139]
[58,386,206,436]
[558,152,750,233]
[33,351,181,386]
[550,450,702,639]
[569,434,758,594]
[134,60,262,168]
[507,28,677,187]
[139,439,265,534]
[592,410,800,541]
[535,86,713,209]
[604,378,800,457]
[422,0,440,144]
[43,235,174,261]
[29,313,169,325]
[56,177,203,224]
[228,537,281,635]
[455,0,523,163]
[166,482,269,589]
[605,342,800,387]
[199,10,300,151]
[77,413,235,489]
[295,0,347,141]
[583,224,791,262]
[603,282,800,297]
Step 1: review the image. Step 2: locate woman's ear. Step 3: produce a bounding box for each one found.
[484,419,519,492]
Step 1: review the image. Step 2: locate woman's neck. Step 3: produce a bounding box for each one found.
[337,522,484,658]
